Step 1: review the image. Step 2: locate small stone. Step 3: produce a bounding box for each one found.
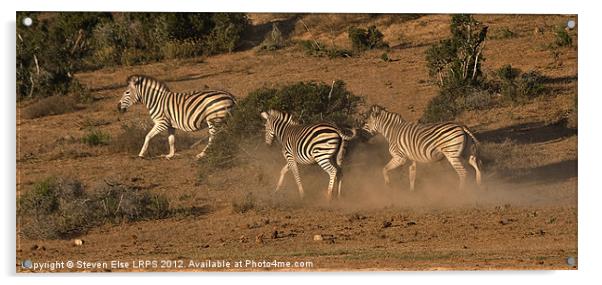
[382,221,392,228]
[255,234,264,244]
[406,220,417,226]
[30,244,39,251]
[271,230,279,239]
[73,239,84,246]
[313,234,323,241]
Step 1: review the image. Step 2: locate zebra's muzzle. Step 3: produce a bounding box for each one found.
[117,103,127,113]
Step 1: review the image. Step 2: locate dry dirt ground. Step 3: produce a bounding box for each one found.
[16,14,577,271]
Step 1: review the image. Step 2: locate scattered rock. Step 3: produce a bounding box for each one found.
[72,239,84,246]
[239,235,248,243]
[463,245,469,249]
[348,213,367,222]
[199,244,210,249]
[30,244,38,251]
[271,229,279,239]
[255,234,264,244]
[382,220,392,228]
[313,234,336,242]
[406,220,417,226]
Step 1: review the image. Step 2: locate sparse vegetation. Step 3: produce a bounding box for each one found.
[81,128,111,146]
[553,26,573,47]
[231,192,256,214]
[18,176,170,239]
[22,95,80,119]
[298,40,353,58]
[493,27,516,39]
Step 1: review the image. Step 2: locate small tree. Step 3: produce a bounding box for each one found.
[425,14,488,87]
[422,14,489,122]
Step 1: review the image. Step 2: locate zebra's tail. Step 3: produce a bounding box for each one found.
[339,128,358,141]
[462,126,480,145]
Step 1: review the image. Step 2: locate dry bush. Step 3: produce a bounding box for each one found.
[231,192,256,214]
[22,96,80,119]
[18,176,171,239]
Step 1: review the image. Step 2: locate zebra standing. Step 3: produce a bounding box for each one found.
[260,110,357,200]
[117,75,236,159]
[362,105,482,191]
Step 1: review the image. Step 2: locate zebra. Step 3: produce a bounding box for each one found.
[117,75,236,159]
[362,105,482,191]
[260,110,357,200]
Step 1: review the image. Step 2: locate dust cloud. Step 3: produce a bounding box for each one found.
[243,138,575,211]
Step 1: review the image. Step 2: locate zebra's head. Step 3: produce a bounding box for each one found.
[117,76,143,113]
[362,105,386,135]
[260,110,294,146]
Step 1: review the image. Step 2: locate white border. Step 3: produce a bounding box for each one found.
[3,1,600,285]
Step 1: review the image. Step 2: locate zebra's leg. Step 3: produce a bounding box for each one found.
[274,164,290,193]
[197,120,219,159]
[139,123,167,158]
[317,159,338,201]
[382,156,406,186]
[336,141,347,199]
[288,161,305,199]
[409,161,417,191]
[165,127,176,159]
[468,155,482,187]
[336,169,343,199]
[445,155,468,190]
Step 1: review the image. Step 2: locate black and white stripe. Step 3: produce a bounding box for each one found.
[362,105,482,191]
[118,75,236,159]
[260,110,357,200]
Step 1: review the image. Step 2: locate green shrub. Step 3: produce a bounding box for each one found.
[494,27,516,39]
[348,25,389,52]
[380,52,391,62]
[554,26,573,47]
[495,65,545,103]
[203,13,249,54]
[19,176,171,239]
[81,129,111,146]
[203,80,364,167]
[298,40,353,58]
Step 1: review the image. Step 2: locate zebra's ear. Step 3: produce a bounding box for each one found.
[370,105,382,116]
[260,112,269,120]
[127,75,141,85]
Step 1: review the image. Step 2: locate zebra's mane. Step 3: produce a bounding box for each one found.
[128,75,171,92]
[269,110,299,125]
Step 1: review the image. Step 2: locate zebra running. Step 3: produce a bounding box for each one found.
[362,105,482,191]
[117,75,236,159]
[260,110,357,200]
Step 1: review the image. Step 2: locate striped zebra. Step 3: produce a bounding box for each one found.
[362,105,482,191]
[260,110,357,200]
[117,75,236,159]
